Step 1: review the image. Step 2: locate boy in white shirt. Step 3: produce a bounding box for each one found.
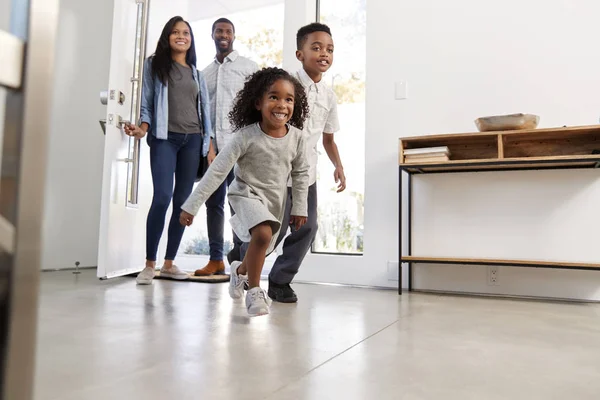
[268,23,346,302]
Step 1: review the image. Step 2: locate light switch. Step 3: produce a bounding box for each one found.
[395,81,408,100]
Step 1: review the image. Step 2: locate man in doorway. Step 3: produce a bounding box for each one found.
[194,18,259,276]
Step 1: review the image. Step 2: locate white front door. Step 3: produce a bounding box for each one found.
[97,0,152,279]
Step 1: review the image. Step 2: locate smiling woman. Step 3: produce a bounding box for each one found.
[123,15,214,285]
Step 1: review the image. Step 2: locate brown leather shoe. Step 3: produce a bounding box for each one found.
[194,260,225,276]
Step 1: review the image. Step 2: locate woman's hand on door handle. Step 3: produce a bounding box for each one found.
[124,123,147,139]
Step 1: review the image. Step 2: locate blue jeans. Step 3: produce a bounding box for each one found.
[146,132,201,261]
[206,168,235,260]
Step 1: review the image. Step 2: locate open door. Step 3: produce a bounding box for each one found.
[97,0,152,279]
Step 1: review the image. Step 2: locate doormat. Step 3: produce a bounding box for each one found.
[154,271,230,283]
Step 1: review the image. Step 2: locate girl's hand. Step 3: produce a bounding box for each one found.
[180,211,194,226]
[290,215,307,231]
[123,123,146,139]
[207,148,216,165]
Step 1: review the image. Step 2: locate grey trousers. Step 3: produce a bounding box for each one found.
[269,183,318,285]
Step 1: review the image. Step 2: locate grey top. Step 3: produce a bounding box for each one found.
[168,62,202,134]
[182,123,309,252]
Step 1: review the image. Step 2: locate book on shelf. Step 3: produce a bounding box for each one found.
[404,152,449,159]
[403,146,451,163]
[403,146,450,157]
[404,154,450,164]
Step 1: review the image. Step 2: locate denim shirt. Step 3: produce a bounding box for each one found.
[139,57,214,156]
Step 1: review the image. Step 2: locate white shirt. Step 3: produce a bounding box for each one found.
[202,50,259,152]
[294,68,340,186]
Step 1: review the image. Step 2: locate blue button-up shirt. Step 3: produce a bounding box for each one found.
[140,57,214,156]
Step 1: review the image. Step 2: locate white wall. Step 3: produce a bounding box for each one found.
[41,0,114,269]
[296,0,600,301]
[1,0,9,30]
[359,0,600,300]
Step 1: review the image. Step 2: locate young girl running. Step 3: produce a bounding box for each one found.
[179,67,310,317]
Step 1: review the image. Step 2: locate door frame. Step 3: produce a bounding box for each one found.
[281,0,370,285]
[2,0,60,398]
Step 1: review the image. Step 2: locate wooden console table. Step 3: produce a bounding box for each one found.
[397,125,600,295]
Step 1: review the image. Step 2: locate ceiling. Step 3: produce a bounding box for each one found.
[188,0,284,22]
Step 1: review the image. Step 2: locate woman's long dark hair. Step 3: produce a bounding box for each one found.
[151,16,197,85]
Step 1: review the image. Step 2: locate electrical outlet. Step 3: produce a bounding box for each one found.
[488,266,499,286]
[387,261,399,281]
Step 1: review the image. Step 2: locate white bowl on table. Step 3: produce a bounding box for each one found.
[475,113,540,132]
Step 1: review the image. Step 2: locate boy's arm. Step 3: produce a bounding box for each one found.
[322,133,346,192]
[290,133,310,218]
[181,134,245,216]
[322,93,346,192]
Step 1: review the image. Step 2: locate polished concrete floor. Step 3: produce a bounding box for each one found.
[34,270,600,400]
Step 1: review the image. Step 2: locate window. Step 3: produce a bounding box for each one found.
[178,3,285,258]
[312,0,366,254]
[174,0,366,259]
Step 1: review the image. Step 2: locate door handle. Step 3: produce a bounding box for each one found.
[126,0,149,206]
[118,118,131,128]
[106,114,130,128]
[114,114,130,128]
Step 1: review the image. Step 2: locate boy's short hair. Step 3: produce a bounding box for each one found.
[212,17,235,34]
[296,22,332,50]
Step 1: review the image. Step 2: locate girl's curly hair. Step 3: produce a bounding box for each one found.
[228,67,310,131]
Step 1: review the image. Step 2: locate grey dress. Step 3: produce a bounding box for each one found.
[181,123,310,253]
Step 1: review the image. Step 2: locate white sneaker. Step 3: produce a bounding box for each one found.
[245,287,271,317]
[136,266,155,285]
[229,261,248,299]
[159,265,190,280]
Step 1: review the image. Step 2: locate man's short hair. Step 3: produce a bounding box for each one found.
[296,22,332,50]
[212,18,235,34]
